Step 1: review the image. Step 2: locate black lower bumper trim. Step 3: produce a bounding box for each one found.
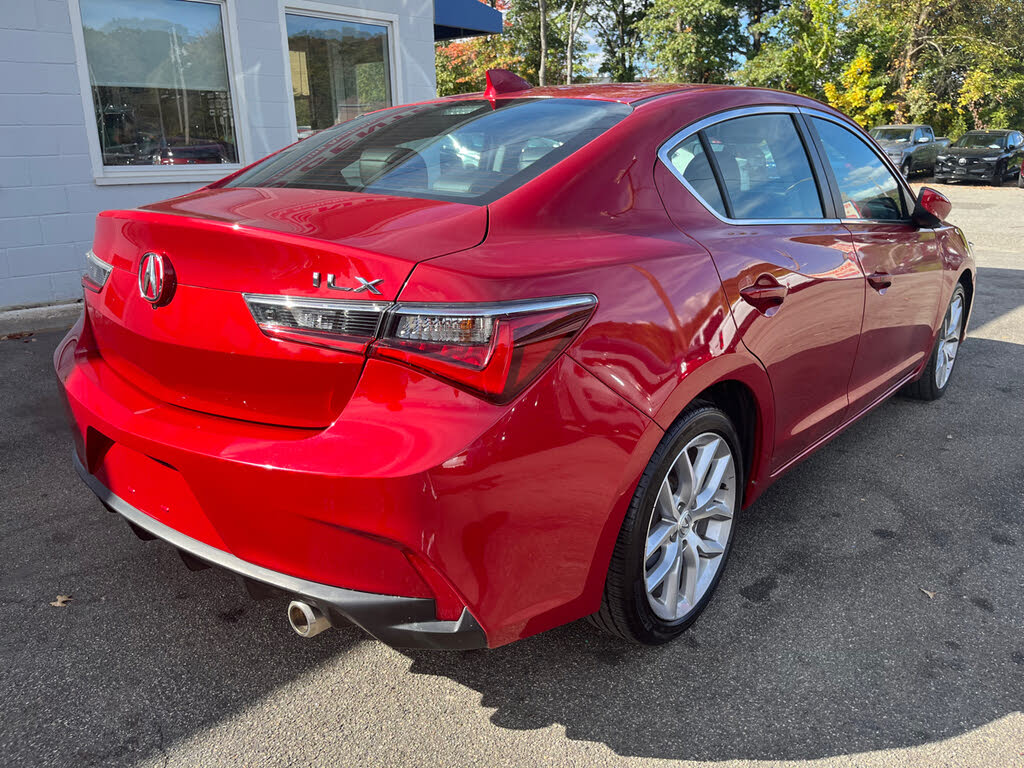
[73,452,487,650]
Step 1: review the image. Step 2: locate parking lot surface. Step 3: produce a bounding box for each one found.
[1,182,1022,768]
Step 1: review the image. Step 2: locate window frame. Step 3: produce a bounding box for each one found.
[278,0,404,145]
[658,104,920,226]
[69,0,251,186]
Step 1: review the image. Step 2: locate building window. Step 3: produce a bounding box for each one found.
[77,0,238,167]
[285,12,392,138]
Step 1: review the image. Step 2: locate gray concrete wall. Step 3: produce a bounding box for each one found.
[0,0,437,309]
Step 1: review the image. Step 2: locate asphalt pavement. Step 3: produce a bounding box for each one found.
[1,181,1022,768]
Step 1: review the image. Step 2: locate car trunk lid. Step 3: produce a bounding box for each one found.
[86,187,487,428]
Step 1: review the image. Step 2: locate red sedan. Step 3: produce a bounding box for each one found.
[56,71,974,649]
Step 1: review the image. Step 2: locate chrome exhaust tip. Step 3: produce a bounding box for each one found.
[287,600,331,638]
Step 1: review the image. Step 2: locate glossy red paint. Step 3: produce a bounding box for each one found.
[56,84,975,648]
[919,186,952,221]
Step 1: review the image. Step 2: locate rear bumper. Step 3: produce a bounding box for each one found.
[55,311,660,647]
[74,450,486,649]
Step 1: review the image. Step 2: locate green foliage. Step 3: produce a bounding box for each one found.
[436,0,1024,135]
[823,46,890,126]
[639,0,741,82]
[592,0,650,81]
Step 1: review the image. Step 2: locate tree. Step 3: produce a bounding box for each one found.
[563,0,589,83]
[823,46,890,126]
[538,0,549,84]
[505,0,590,84]
[639,0,741,82]
[738,0,849,97]
[592,0,650,81]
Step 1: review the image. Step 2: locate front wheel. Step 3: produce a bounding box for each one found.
[589,403,742,644]
[902,284,966,400]
[901,160,912,179]
[1018,169,1023,188]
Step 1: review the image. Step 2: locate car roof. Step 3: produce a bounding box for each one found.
[441,82,718,105]
[964,128,1011,134]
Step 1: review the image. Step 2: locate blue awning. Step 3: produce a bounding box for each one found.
[434,0,503,40]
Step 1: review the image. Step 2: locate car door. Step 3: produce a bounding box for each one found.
[655,108,865,473]
[806,116,946,415]
[920,126,938,168]
[1010,132,1024,175]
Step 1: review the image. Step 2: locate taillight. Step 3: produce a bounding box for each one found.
[82,250,113,292]
[372,295,597,403]
[244,294,388,353]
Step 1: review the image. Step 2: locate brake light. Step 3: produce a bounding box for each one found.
[372,295,597,403]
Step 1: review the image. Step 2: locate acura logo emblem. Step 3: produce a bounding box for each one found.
[138,252,175,306]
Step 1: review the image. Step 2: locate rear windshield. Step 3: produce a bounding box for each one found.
[224,98,631,205]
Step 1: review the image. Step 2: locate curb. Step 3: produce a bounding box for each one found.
[0,301,83,337]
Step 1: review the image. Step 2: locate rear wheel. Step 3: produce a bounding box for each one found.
[902,284,966,401]
[589,403,742,644]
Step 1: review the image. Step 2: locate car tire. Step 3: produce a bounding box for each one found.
[1018,169,1023,188]
[589,402,743,645]
[902,284,966,401]
[992,163,1005,186]
[901,160,912,178]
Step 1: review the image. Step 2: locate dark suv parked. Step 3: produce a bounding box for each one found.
[935,130,1024,185]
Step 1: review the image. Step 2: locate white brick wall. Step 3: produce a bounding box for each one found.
[0,0,437,309]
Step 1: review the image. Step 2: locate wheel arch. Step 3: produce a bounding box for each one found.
[652,350,775,509]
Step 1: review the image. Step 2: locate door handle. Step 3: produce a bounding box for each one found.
[866,271,892,292]
[740,275,788,314]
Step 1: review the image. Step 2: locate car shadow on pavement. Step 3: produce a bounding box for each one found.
[402,278,1024,761]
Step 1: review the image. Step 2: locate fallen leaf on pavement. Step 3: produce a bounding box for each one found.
[920,588,936,599]
[0,331,34,341]
[49,595,72,608]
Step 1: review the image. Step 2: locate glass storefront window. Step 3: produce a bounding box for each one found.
[78,0,238,166]
[286,13,392,139]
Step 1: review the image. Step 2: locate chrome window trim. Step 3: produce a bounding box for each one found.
[657,104,917,227]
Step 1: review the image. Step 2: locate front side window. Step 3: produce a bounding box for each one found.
[225,98,631,205]
[812,118,906,221]
[78,0,238,167]
[286,13,392,139]
[701,114,824,220]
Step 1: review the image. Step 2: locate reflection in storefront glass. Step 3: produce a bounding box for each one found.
[286,13,392,138]
[79,0,237,166]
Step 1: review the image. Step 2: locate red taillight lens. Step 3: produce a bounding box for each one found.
[372,295,597,403]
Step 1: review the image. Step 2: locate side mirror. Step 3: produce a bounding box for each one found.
[917,136,929,144]
[913,187,951,227]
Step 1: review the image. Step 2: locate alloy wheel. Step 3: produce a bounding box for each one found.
[644,432,737,622]
[935,291,964,389]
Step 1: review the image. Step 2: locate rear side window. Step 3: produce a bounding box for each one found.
[811,117,906,221]
[702,115,823,219]
[663,113,824,221]
[666,136,727,216]
[223,98,631,205]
